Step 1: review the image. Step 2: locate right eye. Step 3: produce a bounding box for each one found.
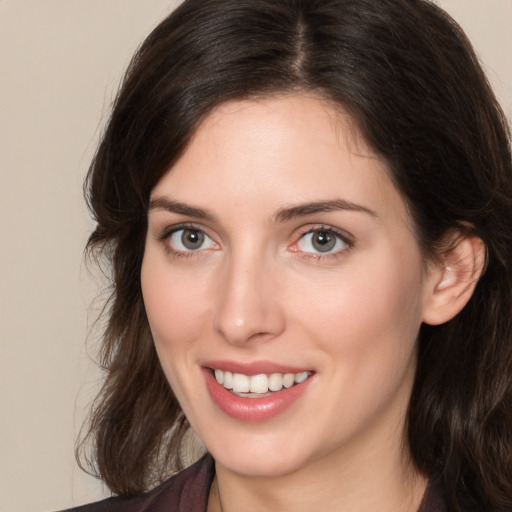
[168,228,217,252]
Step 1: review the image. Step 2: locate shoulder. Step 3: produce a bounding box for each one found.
[62,454,215,512]
[419,479,491,512]
[418,480,447,512]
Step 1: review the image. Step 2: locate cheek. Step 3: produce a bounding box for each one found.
[286,254,424,436]
[141,255,214,413]
[291,247,425,369]
[140,255,211,359]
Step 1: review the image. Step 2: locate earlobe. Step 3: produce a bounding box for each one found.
[422,235,486,326]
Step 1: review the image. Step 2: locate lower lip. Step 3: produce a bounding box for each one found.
[203,369,314,422]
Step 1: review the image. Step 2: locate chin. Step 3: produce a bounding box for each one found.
[201,428,320,478]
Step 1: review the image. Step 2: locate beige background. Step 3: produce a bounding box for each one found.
[0,1,510,511]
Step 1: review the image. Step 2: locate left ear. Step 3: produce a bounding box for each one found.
[422,232,486,326]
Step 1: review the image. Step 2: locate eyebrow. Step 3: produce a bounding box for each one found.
[148,197,216,221]
[273,199,377,222]
[148,196,377,222]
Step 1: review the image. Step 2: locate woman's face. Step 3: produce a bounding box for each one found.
[141,94,436,478]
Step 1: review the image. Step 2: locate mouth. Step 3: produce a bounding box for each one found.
[202,361,316,421]
[212,369,312,397]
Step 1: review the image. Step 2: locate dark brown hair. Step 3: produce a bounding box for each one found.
[79,1,512,510]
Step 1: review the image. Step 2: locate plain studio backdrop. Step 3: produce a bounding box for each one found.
[0,1,511,511]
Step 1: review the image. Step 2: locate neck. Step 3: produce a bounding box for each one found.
[208,437,427,512]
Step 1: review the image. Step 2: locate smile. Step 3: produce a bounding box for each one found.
[203,365,315,422]
[213,369,311,396]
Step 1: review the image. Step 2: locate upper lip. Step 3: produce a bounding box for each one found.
[203,360,312,375]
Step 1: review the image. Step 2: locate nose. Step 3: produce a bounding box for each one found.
[212,251,286,346]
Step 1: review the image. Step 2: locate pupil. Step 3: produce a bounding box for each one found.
[182,229,204,250]
[313,231,335,252]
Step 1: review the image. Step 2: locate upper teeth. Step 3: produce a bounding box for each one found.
[214,369,311,394]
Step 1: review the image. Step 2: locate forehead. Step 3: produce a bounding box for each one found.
[152,94,410,227]
[189,93,368,165]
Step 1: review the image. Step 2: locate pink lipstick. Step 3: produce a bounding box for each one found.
[202,361,315,422]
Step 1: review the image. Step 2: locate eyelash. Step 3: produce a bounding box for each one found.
[157,223,354,261]
[291,225,354,262]
[158,223,216,259]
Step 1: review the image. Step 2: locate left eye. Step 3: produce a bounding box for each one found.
[168,228,216,252]
[296,229,348,254]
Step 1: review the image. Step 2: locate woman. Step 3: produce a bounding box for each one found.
[72,0,512,510]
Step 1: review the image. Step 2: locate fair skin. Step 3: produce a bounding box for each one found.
[141,94,484,512]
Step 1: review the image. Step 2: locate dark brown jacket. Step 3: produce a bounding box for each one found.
[64,455,447,512]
